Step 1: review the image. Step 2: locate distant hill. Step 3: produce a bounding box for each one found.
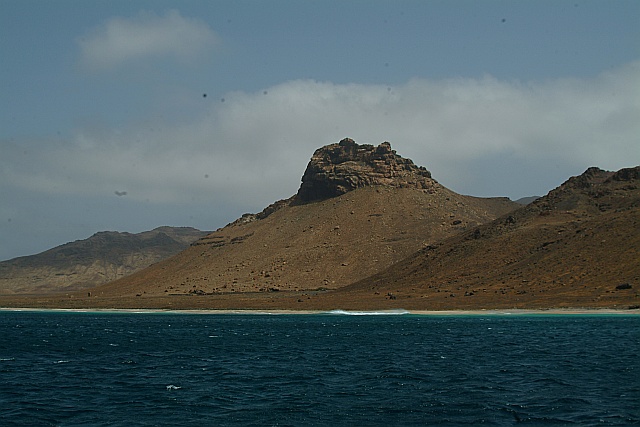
[0,227,209,294]
[331,166,640,310]
[514,196,540,205]
[93,139,518,298]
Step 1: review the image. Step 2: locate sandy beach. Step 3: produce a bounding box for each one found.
[2,307,638,316]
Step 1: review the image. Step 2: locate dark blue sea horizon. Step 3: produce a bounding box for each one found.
[1,310,638,426]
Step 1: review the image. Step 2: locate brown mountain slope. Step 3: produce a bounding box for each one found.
[0,227,209,294]
[327,166,640,310]
[91,139,518,298]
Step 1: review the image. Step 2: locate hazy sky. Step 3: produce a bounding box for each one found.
[1,0,639,261]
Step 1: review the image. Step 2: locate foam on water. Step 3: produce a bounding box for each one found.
[324,309,410,316]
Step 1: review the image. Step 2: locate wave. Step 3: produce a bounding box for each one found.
[324,309,410,316]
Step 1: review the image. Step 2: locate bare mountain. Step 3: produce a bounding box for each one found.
[0,227,209,294]
[1,143,634,311]
[514,196,540,205]
[330,166,640,310]
[91,139,518,299]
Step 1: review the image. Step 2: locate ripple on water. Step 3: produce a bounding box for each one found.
[0,312,637,426]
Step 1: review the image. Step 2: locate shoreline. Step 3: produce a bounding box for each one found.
[1,307,638,316]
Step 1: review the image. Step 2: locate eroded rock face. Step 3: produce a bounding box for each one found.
[294,138,436,204]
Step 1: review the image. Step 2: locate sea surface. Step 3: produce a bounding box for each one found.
[0,310,638,426]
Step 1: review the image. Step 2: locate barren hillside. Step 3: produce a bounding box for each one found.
[93,139,517,298]
[0,227,208,294]
[331,166,640,310]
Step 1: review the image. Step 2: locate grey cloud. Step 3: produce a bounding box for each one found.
[78,9,219,71]
[3,61,638,214]
[2,61,638,261]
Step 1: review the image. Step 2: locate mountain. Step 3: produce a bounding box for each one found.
[328,166,640,310]
[6,140,632,312]
[91,138,518,299]
[0,227,209,294]
[514,196,540,205]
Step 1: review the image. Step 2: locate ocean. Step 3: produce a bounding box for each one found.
[0,310,638,426]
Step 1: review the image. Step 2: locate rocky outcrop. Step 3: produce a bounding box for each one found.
[294,138,437,204]
[226,138,440,225]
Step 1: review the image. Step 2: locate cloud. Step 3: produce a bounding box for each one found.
[78,10,219,71]
[2,61,638,217]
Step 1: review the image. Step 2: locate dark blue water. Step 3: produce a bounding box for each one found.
[0,311,638,426]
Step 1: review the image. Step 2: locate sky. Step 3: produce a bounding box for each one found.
[1,0,639,261]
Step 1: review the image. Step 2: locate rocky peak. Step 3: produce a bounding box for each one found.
[228,138,439,226]
[562,167,613,189]
[608,166,640,182]
[293,138,436,204]
[526,165,640,215]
